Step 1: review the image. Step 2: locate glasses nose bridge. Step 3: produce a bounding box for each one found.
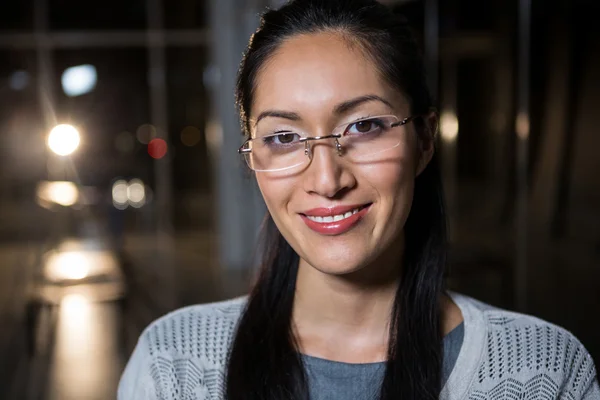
[303,134,343,160]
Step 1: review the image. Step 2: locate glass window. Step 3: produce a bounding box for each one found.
[0,50,44,185]
[53,48,151,187]
[0,1,34,31]
[163,1,207,30]
[49,0,146,30]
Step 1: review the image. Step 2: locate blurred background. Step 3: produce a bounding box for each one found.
[0,0,598,398]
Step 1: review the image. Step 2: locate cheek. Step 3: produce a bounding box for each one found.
[363,148,416,199]
[255,174,296,225]
[361,149,417,231]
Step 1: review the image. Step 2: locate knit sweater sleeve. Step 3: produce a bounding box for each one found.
[117,298,246,400]
[568,341,600,400]
[451,295,600,400]
[118,331,159,400]
[557,332,599,400]
[582,378,600,400]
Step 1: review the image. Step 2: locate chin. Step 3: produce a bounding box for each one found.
[314,264,364,277]
[301,249,371,276]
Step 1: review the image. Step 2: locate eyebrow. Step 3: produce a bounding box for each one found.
[253,94,393,126]
[333,94,394,115]
[254,110,301,126]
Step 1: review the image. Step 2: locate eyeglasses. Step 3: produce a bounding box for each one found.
[238,114,421,172]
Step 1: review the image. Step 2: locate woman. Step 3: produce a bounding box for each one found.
[118,1,599,399]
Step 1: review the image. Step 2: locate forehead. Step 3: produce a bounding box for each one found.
[252,32,405,119]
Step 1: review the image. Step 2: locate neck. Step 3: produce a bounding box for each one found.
[291,237,403,362]
[294,263,400,328]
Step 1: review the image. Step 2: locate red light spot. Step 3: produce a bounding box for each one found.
[148,138,167,159]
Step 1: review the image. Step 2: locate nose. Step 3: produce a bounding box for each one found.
[303,141,356,198]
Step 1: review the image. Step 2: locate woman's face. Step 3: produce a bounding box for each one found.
[250,32,433,276]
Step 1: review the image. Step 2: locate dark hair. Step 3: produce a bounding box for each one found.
[227,1,447,399]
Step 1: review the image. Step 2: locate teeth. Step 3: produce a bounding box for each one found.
[306,207,362,223]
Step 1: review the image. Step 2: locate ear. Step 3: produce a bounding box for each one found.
[415,111,437,177]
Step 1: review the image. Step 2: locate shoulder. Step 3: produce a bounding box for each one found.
[140,296,248,363]
[118,296,248,400]
[451,292,598,399]
[142,296,248,337]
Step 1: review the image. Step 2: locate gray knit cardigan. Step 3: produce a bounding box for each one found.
[118,292,600,399]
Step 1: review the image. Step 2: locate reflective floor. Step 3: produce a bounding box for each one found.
[45,297,123,400]
[2,238,127,400]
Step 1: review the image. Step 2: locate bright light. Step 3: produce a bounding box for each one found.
[46,251,90,281]
[60,294,92,353]
[36,181,79,207]
[127,179,146,208]
[112,180,129,209]
[112,178,147,209]
[440,111,459,143]
[61,64,97,97]
[48,124,80,156]
[62,293,90,314]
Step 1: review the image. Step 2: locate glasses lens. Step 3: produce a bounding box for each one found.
[339,116,404,161]
[247,132,308,172]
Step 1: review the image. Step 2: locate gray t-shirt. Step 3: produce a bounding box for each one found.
[302,322,464,400]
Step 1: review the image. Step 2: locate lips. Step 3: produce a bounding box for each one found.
[299,203,372,235]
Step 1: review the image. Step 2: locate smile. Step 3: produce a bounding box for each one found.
[305,206,362,223]
[300,203,372,235]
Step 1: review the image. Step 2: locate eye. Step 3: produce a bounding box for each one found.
[355,120,375,132]
[346,118,385,135]
[262,131,301,146]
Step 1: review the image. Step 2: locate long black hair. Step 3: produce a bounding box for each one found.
[227,1,448,399]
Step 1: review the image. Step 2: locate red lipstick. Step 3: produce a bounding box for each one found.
[300,203,371,236]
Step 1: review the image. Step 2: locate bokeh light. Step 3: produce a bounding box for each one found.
[61,64,97,97]
[136,124,156,144]
[148,138,168,159]
[9,70,30,91]
[180,126,202,147]
[112,180,128,209]
[127,179,146,208]
[36,181,79,207]
[46,251,90,281]
[440,111,459,143]
[61,294,90,315]
[48,124,81,156]
[516,112,530,140]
